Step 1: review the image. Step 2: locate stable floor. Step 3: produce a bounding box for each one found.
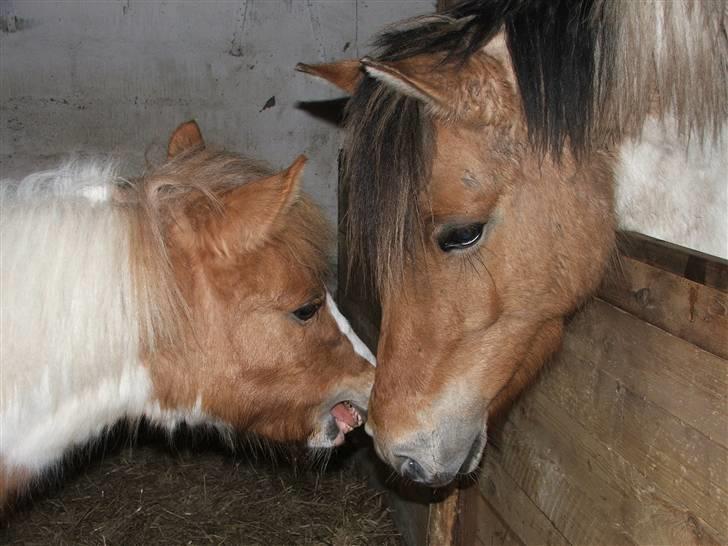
[1,426,402,546]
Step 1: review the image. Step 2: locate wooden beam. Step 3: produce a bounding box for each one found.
[616,232,728,291]
[563,299,727,444]
[599,255,728,359]
[428,490,462,546]
[470,493,524,546]
[486,386,725,545]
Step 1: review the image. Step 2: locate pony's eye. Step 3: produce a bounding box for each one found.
[438,223,485,252]
[292,300,322,322]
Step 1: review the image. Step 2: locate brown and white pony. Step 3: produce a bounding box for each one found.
[297,0,727,486]
[0,122,375,505]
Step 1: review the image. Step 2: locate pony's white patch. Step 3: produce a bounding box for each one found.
[143,394,225,431]
[0,160,154,474]
[0,160,216,478]
[325,291,376,366]
[1,365,153,473]
[616,117,728,259]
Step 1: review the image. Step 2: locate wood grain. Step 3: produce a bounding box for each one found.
[600,255,728,358]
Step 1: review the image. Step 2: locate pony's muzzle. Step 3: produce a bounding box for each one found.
[309,399,368,448]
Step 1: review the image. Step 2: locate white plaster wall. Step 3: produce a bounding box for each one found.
[0,0,435,224]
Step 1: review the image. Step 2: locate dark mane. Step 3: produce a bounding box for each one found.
[374,0,602,158]
[343,0,727,290]
[342,76,434,292]
[343,0,602,291]
[371,0,727,150]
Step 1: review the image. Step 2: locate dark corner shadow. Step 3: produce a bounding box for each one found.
[295,98,350,127]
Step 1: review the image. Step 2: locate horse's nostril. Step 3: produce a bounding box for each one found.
[398,456,427,483]
[393,454,456,487]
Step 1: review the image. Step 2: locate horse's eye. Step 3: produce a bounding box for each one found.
[438,223,485,252]
[292,300,322,322]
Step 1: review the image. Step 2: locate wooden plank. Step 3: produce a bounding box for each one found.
[476,297,728,545]
[488,412,635,546]
[599,255,728,358]
[564,299,727,444]
[478,454,570,546]
[616,232,728,292]
[540,304,728,539]
[471,492,523,546]
[543,350,728,540]
[491,386,725,545]
[428,484,493,546]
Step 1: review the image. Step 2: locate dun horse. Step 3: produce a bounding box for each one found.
[298,0,727,485]
[0,122,375,505]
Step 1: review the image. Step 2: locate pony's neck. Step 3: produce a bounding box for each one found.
[0,161,156,474]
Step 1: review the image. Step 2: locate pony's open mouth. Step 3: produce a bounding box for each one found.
[329,401,365,445]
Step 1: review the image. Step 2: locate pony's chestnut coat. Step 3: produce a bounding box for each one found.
[0,123,374,503]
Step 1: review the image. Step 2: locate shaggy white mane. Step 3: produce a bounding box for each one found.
[0,160,154,474]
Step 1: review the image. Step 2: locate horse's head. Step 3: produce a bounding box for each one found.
[299,32,614,484]
[143,122,374,449]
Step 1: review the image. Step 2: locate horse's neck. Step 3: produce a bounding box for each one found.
[0,166,156,474]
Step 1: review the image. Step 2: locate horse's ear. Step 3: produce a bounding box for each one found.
[296,60,363,94]
[361,34,517,126]
[168,120,205,159]
[360,56,445,107]
[206,155,307,256]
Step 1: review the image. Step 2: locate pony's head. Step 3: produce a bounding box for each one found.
[141,122,375,448]
[299,29,614,483]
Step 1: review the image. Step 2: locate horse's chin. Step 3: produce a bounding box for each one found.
[458,428,488,476]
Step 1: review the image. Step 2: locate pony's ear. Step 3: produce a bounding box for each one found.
[361,33,518,126]
[206,155,307,256]
[296,60,363,94]
[168,120,205,159]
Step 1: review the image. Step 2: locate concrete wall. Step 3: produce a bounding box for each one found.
[0,0,435,224]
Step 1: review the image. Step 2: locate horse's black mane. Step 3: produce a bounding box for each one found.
[344,0,606,290]
[375,0,605,157]
[343,76,433,292]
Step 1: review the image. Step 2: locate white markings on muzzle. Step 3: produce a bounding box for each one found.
[325,290,376,366]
